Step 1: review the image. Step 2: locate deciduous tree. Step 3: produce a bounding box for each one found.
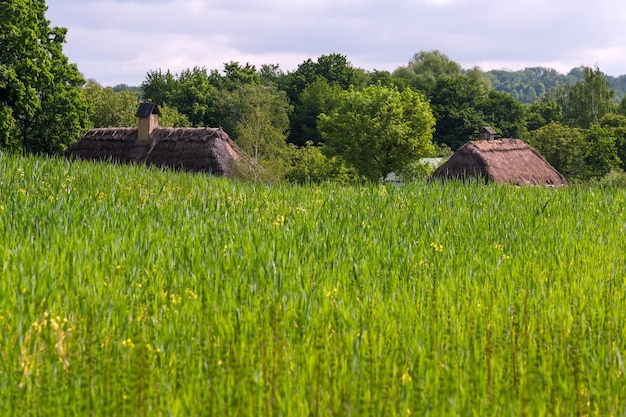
[526,122,619,180]
[396,50,463,94]
[318,84,435,182]
[551,66,615,129]
[289,79,343,146]
[0,0,87,153]
[429,72,490,150]
[83,80,141,128]
[227,83,292,179]
[478,90,527,139]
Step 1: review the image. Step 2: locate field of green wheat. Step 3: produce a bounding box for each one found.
[1,153,625,416]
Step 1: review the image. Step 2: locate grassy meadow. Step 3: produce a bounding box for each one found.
[1,153,626,415]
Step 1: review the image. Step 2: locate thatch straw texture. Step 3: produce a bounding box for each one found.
[431,139,568,186]
[65,127,242,177]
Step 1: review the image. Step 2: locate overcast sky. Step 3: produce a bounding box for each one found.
[46,0,626,86]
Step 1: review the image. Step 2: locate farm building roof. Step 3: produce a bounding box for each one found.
[430,138,568,186]
[65,126,244,177]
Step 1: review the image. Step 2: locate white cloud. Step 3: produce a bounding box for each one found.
[47,0,626,86]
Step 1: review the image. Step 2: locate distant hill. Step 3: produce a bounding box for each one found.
[484,67,626,104]
[111,84,142,98]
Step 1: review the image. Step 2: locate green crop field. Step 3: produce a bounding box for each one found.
[1,153,625,416]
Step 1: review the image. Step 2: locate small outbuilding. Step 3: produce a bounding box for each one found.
[430,132,568,186]
[65,103,244,177]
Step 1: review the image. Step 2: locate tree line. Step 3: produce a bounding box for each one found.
[485,66,626,104]
[3,0,626,184]
[106,52,626,183]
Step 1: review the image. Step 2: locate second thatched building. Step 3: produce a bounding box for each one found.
[431,128,567,186]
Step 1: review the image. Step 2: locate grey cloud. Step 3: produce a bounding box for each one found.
[47,0,626,85]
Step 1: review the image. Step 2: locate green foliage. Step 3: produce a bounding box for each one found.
[484,67,577,104]
[618,96,626,116]
[0,0,87,153]
[111,84,142,97]
[607,74,626,102]
[527,122,587,179]
[593,168,626,188]
[226,83,292,179]
[83,81,190,129]
[170,67,220,126]
[549,66,615,129]
[141,63,283,132]
[583,124,620,179]
[0,100,17,149]
[525,100,562,131]
[485,66,626,104]
[429,73,491,149]
[394,50,462,94]
[280,54,365,102]
[259,63,284,84]
[319,84,435,181]
[289,79,344,146]
[221,61,263,90]
[157,103,191,128]
[397,159,436,181]
[3,154,626,415]
[285,141,357,184]
[599,114,626,171]
[428,68,525,148]
[367,70,406,90]
[135,53,626,185]
[527,122,620,180]
[477,90,527,138]
[282,54,366,146]
[141,69,177,106]
[82,80,141,128]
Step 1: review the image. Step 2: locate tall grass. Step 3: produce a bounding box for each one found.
[1,153,625,415]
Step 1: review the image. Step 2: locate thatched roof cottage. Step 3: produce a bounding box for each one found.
[431,128,567,186]
[65,103,243,177]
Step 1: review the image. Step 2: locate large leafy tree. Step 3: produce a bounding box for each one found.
[142,67,219,127]
[478,90,527,139]
[429,68,530,148]
[172,67,220,126]
[549,66,615,129]
[221,61,262,91]
[582,124,620,179]
[282,54,367,146]
[526,123,586,179]
[429,70,491,150]
[527,122,619,180]
[318,84,435,182]
[600,114,626,171]
[289,78,343,146]
[83,80,189,128]
[393,50,463,95]
[224,83,292,180]
[525,100,562,131]
[0,0,87,153]
[141,69,177,106]
[83,80,141,128]
[282,53,365,102]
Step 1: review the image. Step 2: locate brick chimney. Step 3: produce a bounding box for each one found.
[136,103,160,142]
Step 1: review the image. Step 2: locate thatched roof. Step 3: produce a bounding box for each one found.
[430,138,568,186]
[65,127,243,177]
